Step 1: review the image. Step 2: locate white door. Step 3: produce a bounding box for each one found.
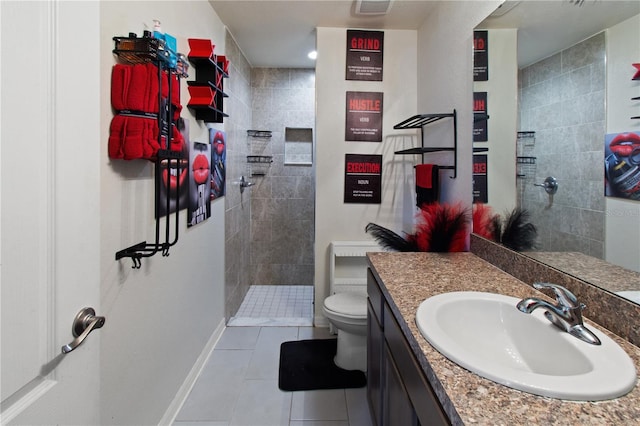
[1,1,101,424]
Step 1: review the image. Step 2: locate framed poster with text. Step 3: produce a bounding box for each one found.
[473,92,488,142]
[473,30,488,81]
[344,154,382,204]
[345,91,383,142]
[473,154,488,204]
[346,29,384,81]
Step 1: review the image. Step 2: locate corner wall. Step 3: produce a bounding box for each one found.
[473,28,518,213]
[100,2,227,423]
[416,1,502,209]
[250,68,316,286]
[224,31,253,321]
[519,33,606,257]
[314,28,418,325]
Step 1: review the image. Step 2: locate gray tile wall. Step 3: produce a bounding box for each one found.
[518,32,605,258]
[249,68,316,285]
[224,31,253,321]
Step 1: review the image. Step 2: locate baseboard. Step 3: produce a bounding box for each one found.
[315,314,329,328]
[158,318,226,426]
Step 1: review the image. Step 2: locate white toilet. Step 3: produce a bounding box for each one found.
[323,241,384,372]
[323,291,368,371]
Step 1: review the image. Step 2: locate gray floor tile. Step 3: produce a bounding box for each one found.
[230,379,292,426]
[297,326,333,340]
[216,326,261,349]
[345,388,373,426]
[173,422,229,426]
[290,389,348,421]
[246,327,300,380]
[175,349,253,422]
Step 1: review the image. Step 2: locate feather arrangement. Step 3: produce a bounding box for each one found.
[472,203,499,241]
[411,203,469,252]
[365,202,470,253]
[364,223,418,252]
[499,207,538,251]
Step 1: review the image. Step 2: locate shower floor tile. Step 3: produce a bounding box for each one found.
[228,285,314,326]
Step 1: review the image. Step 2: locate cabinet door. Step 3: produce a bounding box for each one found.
[383,342,418,426]
[367,302,383,426]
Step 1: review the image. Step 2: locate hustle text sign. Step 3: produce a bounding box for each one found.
[345,91,383,142]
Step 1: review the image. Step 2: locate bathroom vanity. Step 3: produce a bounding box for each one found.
[366,252,640,425]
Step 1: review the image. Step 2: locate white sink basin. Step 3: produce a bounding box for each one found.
[416,291,637,401]
[617,290,640,304]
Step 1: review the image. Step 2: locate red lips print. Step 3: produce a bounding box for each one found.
[609,132,640,157]
[192,154,210,185]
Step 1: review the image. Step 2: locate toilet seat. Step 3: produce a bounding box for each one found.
[323,292,367,318]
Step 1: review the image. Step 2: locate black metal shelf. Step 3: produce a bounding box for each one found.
[186,38,229,123]
[393,110,457,178]
[517,156,536,164]
[247,155,273,163]
[112,37,185,269]
[247,130,273,138]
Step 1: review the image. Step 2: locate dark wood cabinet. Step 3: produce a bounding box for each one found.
[367,268,450,426]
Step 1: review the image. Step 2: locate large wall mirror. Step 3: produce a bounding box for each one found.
[474,1,640,304]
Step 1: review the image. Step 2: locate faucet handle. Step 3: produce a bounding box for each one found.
[533,282,582,310]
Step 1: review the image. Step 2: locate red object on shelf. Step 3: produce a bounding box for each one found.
[217,55,229,74]
[187,38,215,60]
[187,86,216,109]
[633,63,640,81]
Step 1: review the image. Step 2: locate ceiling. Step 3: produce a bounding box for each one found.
[209,0,640,70]
[480,1,640,68]
[209,0,438,68]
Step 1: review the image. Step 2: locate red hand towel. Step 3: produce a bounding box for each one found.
[110,64,130,111]
[128,64,148,112]
[416,164,435,188]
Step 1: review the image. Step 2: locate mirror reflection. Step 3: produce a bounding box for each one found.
[473,1,640,304]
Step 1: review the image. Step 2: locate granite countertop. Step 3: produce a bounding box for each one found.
[524,251,640,293]
[367,251,640,425]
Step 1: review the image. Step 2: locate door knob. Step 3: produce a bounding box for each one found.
[61,307,105,354]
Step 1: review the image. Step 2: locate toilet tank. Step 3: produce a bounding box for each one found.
[329,241,385,296]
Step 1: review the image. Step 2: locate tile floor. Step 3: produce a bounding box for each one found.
[173,286,373,426]
[228,285,314,327]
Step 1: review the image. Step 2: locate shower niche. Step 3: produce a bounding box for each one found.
[284,127,313,166]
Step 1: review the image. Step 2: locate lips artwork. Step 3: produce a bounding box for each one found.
[605,132,640,200]
[188,141,212,227]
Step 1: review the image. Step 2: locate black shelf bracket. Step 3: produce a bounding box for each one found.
[394,110,458,178]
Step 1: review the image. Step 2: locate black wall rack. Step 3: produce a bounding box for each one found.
[112,34,185,268]
[394,110,458,178]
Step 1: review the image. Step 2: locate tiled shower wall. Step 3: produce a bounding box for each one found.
[518,32,605,258]
[224,31,253,321]
[249,68,316,286]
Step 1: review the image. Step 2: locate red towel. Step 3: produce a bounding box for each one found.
[109,115,184,161]
[109,62,183,160]
[416,164,435,188]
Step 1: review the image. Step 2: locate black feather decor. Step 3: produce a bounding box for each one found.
[499,207,537,251]
[365,223,419,252]
[490,214,503,243]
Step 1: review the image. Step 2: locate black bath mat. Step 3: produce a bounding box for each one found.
[278,338,367,391]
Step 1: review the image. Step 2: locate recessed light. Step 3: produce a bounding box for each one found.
[308,50,317,60]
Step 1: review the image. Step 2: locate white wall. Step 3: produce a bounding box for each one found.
[605,14,640,271]
[416,1,503,210]
[473,28,518,213]
[314,28,418,325]
[100,2,226,424]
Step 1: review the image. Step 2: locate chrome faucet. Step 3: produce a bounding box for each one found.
[516,282,601,345]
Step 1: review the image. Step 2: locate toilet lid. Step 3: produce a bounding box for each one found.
[324,292,367,317]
